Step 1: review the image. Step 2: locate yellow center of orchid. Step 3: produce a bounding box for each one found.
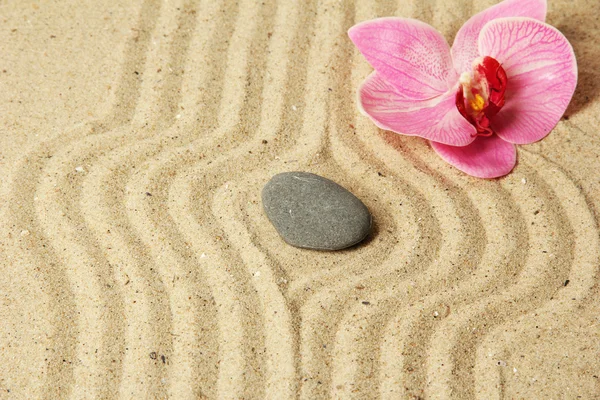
[458,71,488,117]
[455,57,508,137]
[469,94,485,113]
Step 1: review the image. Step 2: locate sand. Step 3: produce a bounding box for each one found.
[1,0,599,398]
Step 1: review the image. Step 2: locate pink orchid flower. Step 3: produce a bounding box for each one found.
[348,0,577,178]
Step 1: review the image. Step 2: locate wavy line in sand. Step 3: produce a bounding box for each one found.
[218,1,481,398]
[196,1,321,397]
[169,2,366,399]
[345,84,599,400]
[335,124,577,400]
[473,151,600,399]
[209,0,480,394]
[31,2,197,397]
[7,0,243,396]
[317,2,506,398]
[165,2,341,397]
[418,164,574,399]
[358,132,532,400]
[122,0,315,396]
[367,145,525,400]
[325,137,515,398]
[325,2,589,398]
[72,0,278,396]
[298,5,512,400]
[36,0,258,395]
[124,0,271,396]
[77,1,221,397]
[2,0,164,397]
[348,111,581,400]
[127,0,376,396]
[64,0,318,396]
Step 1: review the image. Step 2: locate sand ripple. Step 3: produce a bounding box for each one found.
[2,0,600,398]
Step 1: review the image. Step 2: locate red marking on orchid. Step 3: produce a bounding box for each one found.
[456,56,508,137]
[348,0,577,178]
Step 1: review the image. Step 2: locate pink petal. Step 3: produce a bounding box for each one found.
[431,135,516,178]
[348,17,456,100]
[479,18,577,144]
[452,0,547,74]
[358,72,476,146]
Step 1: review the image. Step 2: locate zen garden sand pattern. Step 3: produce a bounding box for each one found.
[1,0,599,398]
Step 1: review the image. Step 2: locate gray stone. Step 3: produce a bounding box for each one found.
[262,172,372,250]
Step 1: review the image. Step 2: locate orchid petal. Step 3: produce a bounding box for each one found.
[349,17,456,99]
[431,135,516,178]
[479,18,577,144]
[358,72,476,146]
[452,0,547,74]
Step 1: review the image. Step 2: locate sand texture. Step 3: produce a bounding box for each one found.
[1,0,599,398]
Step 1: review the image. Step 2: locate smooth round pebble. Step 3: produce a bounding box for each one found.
[262,171,372,250]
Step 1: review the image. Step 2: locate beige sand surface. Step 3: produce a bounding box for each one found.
[1,0,599,398]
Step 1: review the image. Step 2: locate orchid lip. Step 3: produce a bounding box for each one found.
[455,56,508,137]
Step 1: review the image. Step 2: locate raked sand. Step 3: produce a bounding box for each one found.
[1,0,599,398]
